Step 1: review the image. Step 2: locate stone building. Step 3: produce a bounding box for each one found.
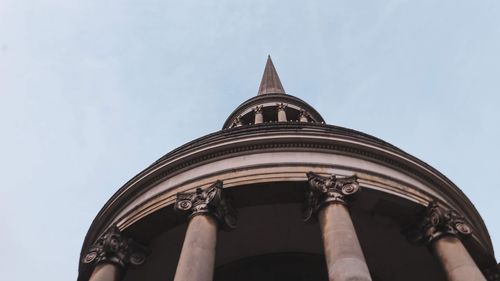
[78,57,499,281]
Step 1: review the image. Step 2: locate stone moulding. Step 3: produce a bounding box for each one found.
[405,201,473,245]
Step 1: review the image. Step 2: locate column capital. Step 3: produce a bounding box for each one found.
[303,172,360,222]
[253,105,263,113]
[82,225,149,269]
[174,180,237,230]
[409,201,473,244]
[276,102,287,110]
[299,109,309,122]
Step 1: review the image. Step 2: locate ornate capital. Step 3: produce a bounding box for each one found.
[303,172,360,222]
[83,225,149,269]
[175,180,237,230]
[254,105,263,114]
[408,201,473,244]
[277,103,287,111]
[299,109,309,120]
[232,115,242,127]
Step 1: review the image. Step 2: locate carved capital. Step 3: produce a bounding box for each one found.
[408,201,473,244]
[231,115,243,127]
[175,180,237,230]
[83,225,149,269]
[276,103,287,111]
[299,109,309,121]
[303,172,360,222]
[254,105,263,114]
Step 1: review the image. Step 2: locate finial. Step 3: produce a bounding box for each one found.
[257,55,286,95]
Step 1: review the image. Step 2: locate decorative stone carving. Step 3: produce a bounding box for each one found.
[299,109,309,122]
[277,103,287,110]
[303,172,360,222]
[175,180,237,230]
[254,105,263,124]
[254,105,263,114]
[83,225,149,269]
[408,201,473,244]
[232,115,243,127]
[277,103,287,122]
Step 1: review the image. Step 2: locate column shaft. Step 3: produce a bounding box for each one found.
[277,109,287,122]
[319,203,372,281]
[88,263,123,281]
[432,236,486,281]
[255,111,263,124]
[174,215,218,281]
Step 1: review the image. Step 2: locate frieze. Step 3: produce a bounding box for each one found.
[174,180,237,230]
[83,225,149,269]
[303,172,360,222]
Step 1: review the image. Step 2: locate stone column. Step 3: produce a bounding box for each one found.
[304,172,372,281]
[173,180,237,281]
[277,103,287,122]
[232,115,242,127]
[83,225,149,281]
[254,106,263,124]
[410,202,486,281]
[299,109,309,122]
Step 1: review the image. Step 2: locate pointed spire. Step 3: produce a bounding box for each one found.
[258,55,286,95]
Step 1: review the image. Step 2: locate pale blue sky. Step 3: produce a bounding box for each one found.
[1,1,499,280]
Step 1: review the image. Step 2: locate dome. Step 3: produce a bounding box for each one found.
[78,57,498,281]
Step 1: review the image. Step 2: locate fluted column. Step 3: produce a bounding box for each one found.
[304,172,372,281]
[254,106,263,124]
[410,202,486,281]
[277,103,287,122]
[83,226,148,281]
[173,180,236,281]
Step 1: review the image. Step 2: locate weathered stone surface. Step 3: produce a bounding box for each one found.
[173,215,218,281]
[319,203,372,281]
[88,263,123,281]
[433,236,486,281]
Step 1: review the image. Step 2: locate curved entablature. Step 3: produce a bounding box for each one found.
[79,123,494,276]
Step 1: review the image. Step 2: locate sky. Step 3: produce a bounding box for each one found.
[1,1,499,280]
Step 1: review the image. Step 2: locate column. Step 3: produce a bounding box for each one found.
[254,106,263,124]
[232,116,242,127]
[304,172,372,281]
[83,225,149,281]
[299,109,308,122]
[277,103,287,122]
[173,180,237,281]
[411,202,486,281]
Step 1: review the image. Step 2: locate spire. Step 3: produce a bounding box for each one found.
[258,55,286,95]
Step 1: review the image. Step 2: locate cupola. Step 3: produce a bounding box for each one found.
[223,56,325,129]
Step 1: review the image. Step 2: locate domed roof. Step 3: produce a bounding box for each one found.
[223,56,325,129]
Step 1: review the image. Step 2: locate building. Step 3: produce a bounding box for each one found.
[78,57,499,281]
